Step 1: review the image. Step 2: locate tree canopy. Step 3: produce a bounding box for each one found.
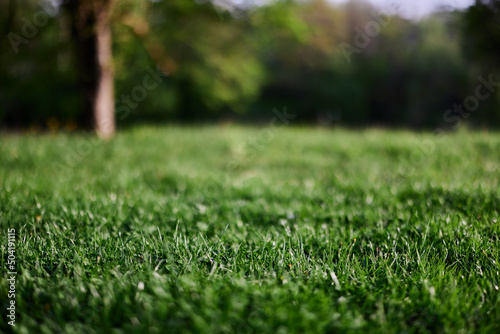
[1,0,499,131]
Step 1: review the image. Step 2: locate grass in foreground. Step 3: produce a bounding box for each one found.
[1,126,500,333]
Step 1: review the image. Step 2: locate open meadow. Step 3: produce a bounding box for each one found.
[1,126,500,333]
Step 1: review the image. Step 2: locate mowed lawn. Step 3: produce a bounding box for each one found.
[1,126,500,333]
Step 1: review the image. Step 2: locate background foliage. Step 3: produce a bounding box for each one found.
[1,0,499,129]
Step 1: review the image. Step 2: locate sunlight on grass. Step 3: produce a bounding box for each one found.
[1,126,499,333]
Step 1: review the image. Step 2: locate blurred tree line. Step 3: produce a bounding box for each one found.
[1,0,499,131]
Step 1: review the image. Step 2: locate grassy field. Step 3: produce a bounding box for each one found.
[1,126,500,333]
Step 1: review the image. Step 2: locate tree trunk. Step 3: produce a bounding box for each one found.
[64,0,115,138]
[94,5,115,138]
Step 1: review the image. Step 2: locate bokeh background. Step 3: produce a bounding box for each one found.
[1,0,499,131]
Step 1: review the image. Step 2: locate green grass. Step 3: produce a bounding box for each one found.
[1,126,500,333]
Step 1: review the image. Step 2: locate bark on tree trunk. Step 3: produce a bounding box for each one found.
[64,0,115,138]
[94,5,115,138]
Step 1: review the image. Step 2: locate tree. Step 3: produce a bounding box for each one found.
[462,0,500,126]
[63,0,115,138]
[463,0,500,71]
